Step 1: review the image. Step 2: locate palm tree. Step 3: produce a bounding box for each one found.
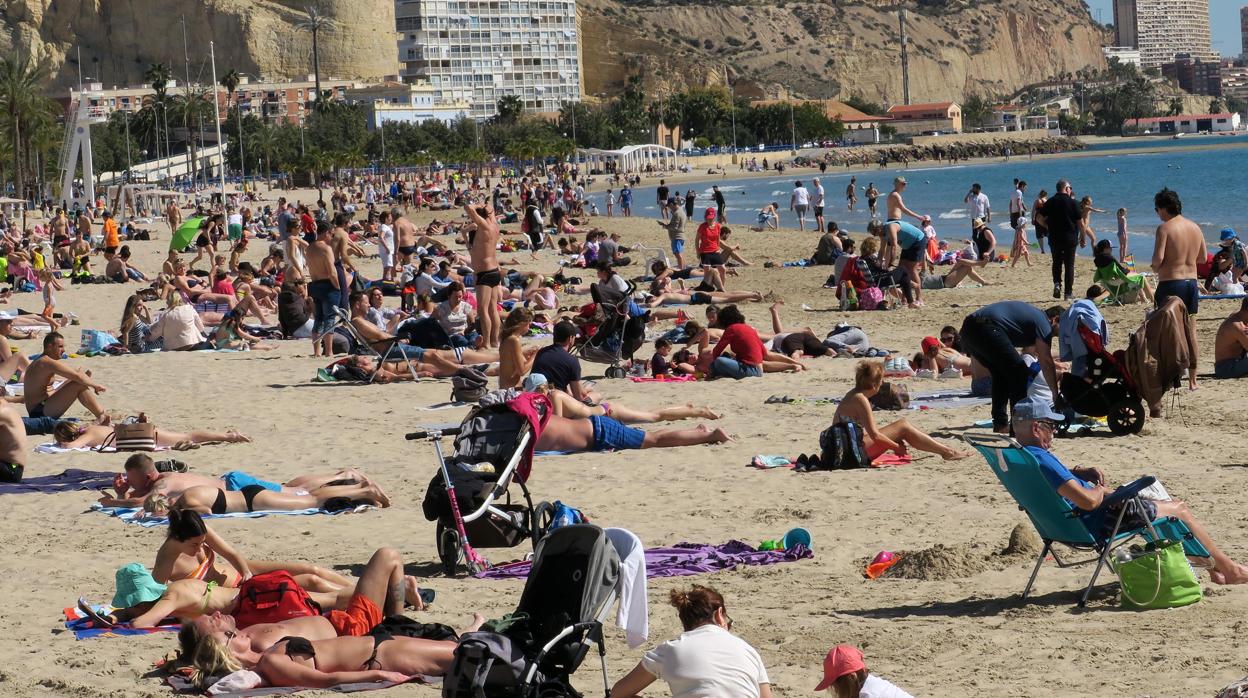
[172,85,213,186]
[1168,96,1184,117]
[296,1,337,107]
[220,69,241,112]
[145,62,172,100]
[0,51,52,201]
[250,122,277,188]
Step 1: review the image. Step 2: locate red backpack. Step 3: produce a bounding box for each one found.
[232,571,321,629]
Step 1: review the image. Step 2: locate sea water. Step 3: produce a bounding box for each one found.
[616,137,1248,249]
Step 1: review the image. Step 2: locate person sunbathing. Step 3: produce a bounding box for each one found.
[154,509,356,593]
[646,277,763,308]
[832,360,970,461]
[919,257,990,290]
[766,302,832,359]
[534,412,732,452]
[348,291,499,370]
[144,477,391,515]
[213,312,277,351]
[498,307,541,389]
[52,420,250,450]
[525,374,720,423]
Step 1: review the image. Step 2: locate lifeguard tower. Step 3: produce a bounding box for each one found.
[57,90,108,209]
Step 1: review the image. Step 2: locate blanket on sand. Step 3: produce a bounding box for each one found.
[477,540,812,580]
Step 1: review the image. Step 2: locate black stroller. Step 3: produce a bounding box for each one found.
[411,403,554,575]
[442,524,622,698]
[1058,323,1146,436]
[576,281,645,379]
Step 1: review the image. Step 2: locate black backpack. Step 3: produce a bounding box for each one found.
[818,420,870,470]
[442,631,531,698]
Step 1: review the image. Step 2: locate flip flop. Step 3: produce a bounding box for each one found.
[77,597,117,628]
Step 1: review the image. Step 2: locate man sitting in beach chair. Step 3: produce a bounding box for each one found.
[1013,397,1248,585]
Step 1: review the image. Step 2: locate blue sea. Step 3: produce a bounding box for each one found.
[614,136,1248,250]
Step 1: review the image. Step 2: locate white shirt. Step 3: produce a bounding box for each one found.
[791,186,810,207]
[966,192,990,219]
[812,183,825,206]
[1009,188,1025,214]
[861,674,914,698]
[228,212,243,227]
[641,624,769,698]
[379,224,395,254]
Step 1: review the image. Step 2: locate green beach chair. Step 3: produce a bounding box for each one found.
[964,432,1209,607]
[1092,263,1146,305]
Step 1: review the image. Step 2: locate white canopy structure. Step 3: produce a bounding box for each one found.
[574,144,676,173]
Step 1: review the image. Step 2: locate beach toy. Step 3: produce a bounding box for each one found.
[871,550,896,565]
[782,527,812,550]
[865,550,901,579]
[758,540,782,551]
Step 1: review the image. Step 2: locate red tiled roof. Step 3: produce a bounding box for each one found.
[886,102,955,114]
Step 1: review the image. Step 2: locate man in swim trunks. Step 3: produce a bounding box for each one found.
[23,332,107,420]
[1214,298,1248,378]
[0,399,25,483]
[1150,187,1205,391]
[393,210,419,267]
[533,413,732,452]
[464,201,502,349]
[883,177,925,269]
[306,221,340,357]
[331,213,363,311]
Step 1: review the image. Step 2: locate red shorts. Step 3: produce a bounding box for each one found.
[325,594,383,637]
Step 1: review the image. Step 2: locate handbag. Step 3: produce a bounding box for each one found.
[1111,538,1202,610]
[104,422,157,452]
[870,381,911,410]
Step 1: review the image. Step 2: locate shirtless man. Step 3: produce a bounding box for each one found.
[846,177,858,211]
[393,209,419,268]
[0,400,25,483]
[883,177,925,268]
[0,312,30,382]
[534,412,732,453]
[75,208,94,247]
[464,200,503,348]
[49,208,69,242]
[1150,187,1205,391]
[166,199,182,238]
[330,212,364,310]
[306,221,340,357]
[23,332,106,420]
[1214,298,1248,379]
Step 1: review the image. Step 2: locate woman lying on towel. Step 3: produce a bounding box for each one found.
[52,421,250,450]
[143,477,392,517]
[154,509,356,593]
[525,373,721,423]
[832,360,970,462]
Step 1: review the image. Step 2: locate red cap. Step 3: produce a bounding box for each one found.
[704,207,717,220]
[815,644,866,691]
[921,336,941,354]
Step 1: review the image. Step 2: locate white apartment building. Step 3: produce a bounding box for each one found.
[1102,46,1143,67]
[1114,0,1216,68]
[395,0,583,118]
[342,82,471,128]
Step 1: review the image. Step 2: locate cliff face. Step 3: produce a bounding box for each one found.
[0,0,398,92]
[580,0,1111,104]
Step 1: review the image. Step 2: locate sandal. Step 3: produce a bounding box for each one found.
[77,597,117,628]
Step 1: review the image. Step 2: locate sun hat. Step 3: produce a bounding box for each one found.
[522,373,548,392]
[1220,228,1238,245]
[972,217,985,228]
[1012,396,1063,423]
[112,563,167,608]
[0,311,15,322]
[704,207,717,220]
[815,644,867,690]
[921,336,941,354]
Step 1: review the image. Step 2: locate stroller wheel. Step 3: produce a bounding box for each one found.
[531,501,556,545]
[436,523,460,576]
[1107,398,1146,435]
[605,365,627,379]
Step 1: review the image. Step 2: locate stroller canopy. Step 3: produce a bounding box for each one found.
[517,524,621,643]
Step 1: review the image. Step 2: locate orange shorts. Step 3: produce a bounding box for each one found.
[325,593,383,637]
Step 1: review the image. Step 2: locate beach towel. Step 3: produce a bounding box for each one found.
[751,454,911,469]
[419,400,473,411]
[90,503,370,527]
[0,468,113,495]
[763,390,990,409]
[165,673,419,697]
[476,540,812,580]
[63,604,177,640]
[629,374,697,383]
[35,442,172,454]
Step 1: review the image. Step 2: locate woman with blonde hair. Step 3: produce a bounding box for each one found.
[612,584,772,697]
[814,644,912,698]
[52,420,249,450]
[832,360,969,462]
[497,306,540,389]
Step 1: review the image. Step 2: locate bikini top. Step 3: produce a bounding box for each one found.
[200,580,217,613]
[190,547,217,581]
[279,636,318,669]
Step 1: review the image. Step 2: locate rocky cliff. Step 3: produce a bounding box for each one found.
[580,0,1112,104]
[1,0,398,92]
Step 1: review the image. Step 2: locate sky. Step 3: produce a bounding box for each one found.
[1086,0,1243,56]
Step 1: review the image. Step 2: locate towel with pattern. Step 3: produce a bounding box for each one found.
[476,540,812,580]
[90,503,370,527]
[0,468,114,495]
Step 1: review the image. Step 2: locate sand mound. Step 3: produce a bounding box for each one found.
[882,524,1041,581]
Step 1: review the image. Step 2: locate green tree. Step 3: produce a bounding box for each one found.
[296,1,336,105]
[171,85,213,185]
[1209,97,1225,114]
[145,63,171,100]
[0,52,53,200]
[961,93,993,129]
[1168,97,1184,116]
[495,95,524,124]
[842,94,884,116]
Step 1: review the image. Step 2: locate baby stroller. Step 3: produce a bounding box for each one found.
[442,524,621,698]
[575,280,645,379]
[411,403,555,575]
[1058,323,1146,435]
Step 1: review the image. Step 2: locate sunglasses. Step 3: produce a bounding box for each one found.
[1036,419,1058,432]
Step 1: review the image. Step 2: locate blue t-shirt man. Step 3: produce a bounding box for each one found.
[1028,445,1093,511]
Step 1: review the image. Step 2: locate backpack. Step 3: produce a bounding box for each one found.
[869,381,911,410]
[859,286,885,311]
[442,631,531,698]
[818,420,870,470]
[451,366,490,403]
[233,570,321,629]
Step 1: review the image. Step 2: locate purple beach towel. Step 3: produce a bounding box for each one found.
[475,540,812,580]
[0,469,113,495]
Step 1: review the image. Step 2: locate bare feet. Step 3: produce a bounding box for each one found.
[691,404,721,419]
[701,425,735,443]
[1211,563,1248,585]
[402,575,427,610]
[942,449,972,461]
[366,483,392,508]
[461,612,486,635]
[226,431,251,443]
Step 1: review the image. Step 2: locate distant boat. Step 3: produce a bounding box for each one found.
[1172,133,1185,139]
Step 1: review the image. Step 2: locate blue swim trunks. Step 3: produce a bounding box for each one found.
[671,239,685,255]
[589,415,645,451]
[221,471,282,493]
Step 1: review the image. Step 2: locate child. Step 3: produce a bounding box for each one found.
[606,189,615,218]
[651,338,696,377]
[39,268,63,330]
[228,237,248,274]
[1116,207,1128,262]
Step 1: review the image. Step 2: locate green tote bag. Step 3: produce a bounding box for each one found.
[1112,539,1202,610]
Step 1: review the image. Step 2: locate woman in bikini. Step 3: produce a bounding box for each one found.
[497,307,540,390]
[52,421,250,450]
[154,509,355,593]
[143,478,392,518]
[525,374,720,423]
[832,360,970,462]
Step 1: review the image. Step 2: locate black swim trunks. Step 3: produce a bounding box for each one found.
[690,292,712,305]
[476,268,502,287]
[398,245,417,256]
[27,401,46,418]
[0,461,23,483]
[240,484,266,512]
[1155,278,1199,316]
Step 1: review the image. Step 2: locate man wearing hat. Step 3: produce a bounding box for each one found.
[0,311,30,383]
[1012,396,1248,585]
[695,207,726,291]
[1219,228,1247,283]
[814,643,912,696]
[883,176,926,268]
[657,198,687,269]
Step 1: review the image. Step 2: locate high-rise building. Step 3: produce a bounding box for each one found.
[394,0,583,119]
[1114,0,1215,68]
[1241,6,1248,57]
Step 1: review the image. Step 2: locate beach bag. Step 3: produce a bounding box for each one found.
[869,381,911,410]
[451,366,490,403]
[112,422,157,452]
[442,631,531,698]
[1112,538,1202,610]
[859,286,885,310]
[233,570,321,629]
[817,420,869,470]
[80,329,120,354]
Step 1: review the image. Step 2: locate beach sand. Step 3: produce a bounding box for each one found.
[4,182,1248,697]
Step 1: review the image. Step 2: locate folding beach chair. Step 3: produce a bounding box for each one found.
[1092,263,1146,306]
[328,307,420,383]
[963,432,1209,607]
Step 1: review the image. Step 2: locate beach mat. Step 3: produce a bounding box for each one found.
[35,443,171,454]
[166,673,412,697]
[751,454,911,469]
[90,503,371,527]
[476,540,812,580]
[765,390,990,409]
[63,605,177,640]
[0,468,113,495]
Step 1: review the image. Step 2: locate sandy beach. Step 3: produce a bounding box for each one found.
[5,179,1248,698]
